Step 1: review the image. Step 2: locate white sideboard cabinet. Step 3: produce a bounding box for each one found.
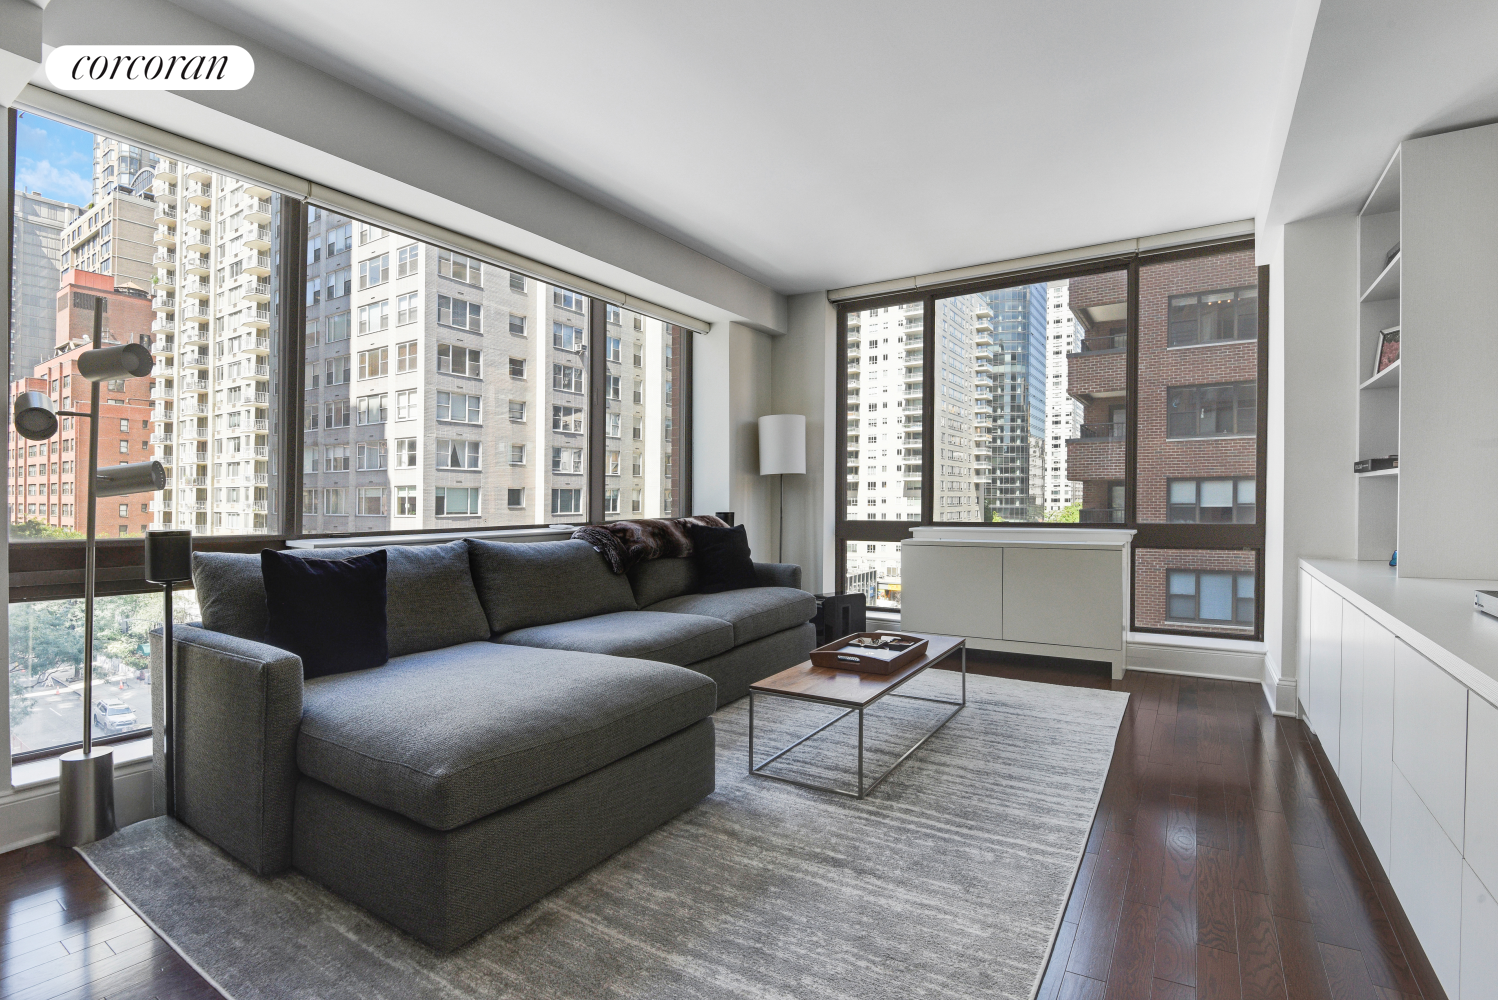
[901,527,1133,679]
[1299,558,1498,999]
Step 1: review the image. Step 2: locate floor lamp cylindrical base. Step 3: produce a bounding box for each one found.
[58,748,116,848]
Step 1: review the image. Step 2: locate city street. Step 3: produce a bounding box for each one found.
[11,672,150,754]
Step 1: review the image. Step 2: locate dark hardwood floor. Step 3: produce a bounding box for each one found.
[0,842,219,999]
[0,657,1445,1000]
[952,654,1447,1000]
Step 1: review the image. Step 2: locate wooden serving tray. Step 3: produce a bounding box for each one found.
[809,631,929,675]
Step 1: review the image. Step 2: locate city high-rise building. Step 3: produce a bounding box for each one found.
[934,295,981,522]
[976,283,1047,521]
[7,269,155,534]
[60,191,156,296]
[843,300,925,606]
[1044,280,1083,513]
[300,209,684,533]
[146,157,284,534]
[11,189,81,380]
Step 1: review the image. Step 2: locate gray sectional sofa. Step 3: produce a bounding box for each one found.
[151,537,815,950]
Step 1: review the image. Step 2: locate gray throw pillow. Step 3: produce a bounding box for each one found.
[192,539,490,657]
[468,539,637,634]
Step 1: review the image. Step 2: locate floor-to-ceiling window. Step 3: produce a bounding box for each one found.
[835,240,1265,639]
[6,107,699,761]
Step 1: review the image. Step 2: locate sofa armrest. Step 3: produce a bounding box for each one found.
[151,624,303,875]
[752,561,801,590]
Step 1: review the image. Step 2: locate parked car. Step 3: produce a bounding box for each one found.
[92,699,137,734]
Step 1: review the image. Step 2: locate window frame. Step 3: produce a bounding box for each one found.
[7,161,697,730]
[832,239,1265,641]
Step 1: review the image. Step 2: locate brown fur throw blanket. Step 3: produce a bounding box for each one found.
[573,515,729,574]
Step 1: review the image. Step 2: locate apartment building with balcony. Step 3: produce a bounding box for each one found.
[1064,270,1129,523]
[1043,280,1082,512]
[6,270,155,535]
[146,158,282,534]
[843,301,924,606]
[11,190,80,381]
[1062,252,1259,629]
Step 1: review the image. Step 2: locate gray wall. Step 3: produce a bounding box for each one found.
[692,322,773,556]
[774,293,836,592]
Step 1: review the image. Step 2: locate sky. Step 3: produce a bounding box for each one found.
[14,112,94,208]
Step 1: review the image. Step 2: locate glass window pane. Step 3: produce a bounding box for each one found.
[302,205,589,530]
[9,112,288,537]
[603,307,684,520]
[1168,480,1196,504]
[1199,479,1233,507]
[928,273,1127,523]
[1137,548,1257,634]
[844,540,904,611]
[1138,249,1258,522]
[9,590,199,757]
[843,301,923,524]
[1198,573,1234,620]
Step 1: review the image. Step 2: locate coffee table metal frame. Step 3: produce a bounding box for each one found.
[747,640,966,799]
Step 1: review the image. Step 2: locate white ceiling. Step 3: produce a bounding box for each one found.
[1267,0,1498,225]
[170,0,1314,295]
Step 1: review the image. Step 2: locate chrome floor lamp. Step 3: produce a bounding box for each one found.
[13,297,162,847]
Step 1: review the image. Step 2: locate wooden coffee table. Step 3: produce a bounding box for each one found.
[748,632,965,799]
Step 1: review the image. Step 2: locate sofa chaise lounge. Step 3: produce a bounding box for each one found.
[153,536,815,949]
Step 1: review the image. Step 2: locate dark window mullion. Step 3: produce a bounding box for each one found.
[921,294,936,524]
[281,198,308,536]
[586,298,607,522]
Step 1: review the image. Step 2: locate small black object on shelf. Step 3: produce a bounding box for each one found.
[714,511,735,526]
[1385,242,1400,266]
[1354,456,1398,473]
[144,529,193,818]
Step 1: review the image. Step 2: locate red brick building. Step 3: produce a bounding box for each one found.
[1065,250,1259,632]
[7,270,157,537]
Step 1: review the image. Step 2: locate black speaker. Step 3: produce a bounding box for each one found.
[715,511,735,526]
[813,592,867,646]
[144,529,193,584]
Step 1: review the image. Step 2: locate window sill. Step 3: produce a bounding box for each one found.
[1167,339,1256,351]
[11,736,153,793]
[1164,434,1256,442]
[1139,628,1259,648]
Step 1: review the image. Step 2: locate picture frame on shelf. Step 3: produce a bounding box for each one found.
[1375,325,1400,376]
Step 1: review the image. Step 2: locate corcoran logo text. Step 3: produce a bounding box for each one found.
[45,46,254,91]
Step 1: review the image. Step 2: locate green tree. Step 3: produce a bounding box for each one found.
[1044,502,1082,523]
[9,519,84,540]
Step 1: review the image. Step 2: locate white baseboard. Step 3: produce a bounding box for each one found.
[1261,651,1299,718]
[0,756,156,854]
[1126,634,1264,685]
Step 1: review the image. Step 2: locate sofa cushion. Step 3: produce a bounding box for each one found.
[297,641,716,831]
[192,540,490,658]
[628,557,698,607]
[687,522,758,593]
[646,588,817,646]
[497,610,733,666]
[262,549,388,678]
[468,539,636,635]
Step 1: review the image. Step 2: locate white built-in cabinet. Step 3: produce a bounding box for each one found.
[1300,562,1498,998]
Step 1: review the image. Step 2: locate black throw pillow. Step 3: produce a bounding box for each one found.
[261,548,389,679]
[687,523,758,594]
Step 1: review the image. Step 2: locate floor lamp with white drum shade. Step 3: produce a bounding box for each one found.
[758,414,806,563]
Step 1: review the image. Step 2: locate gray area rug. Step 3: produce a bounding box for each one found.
[80,670,1127,1000]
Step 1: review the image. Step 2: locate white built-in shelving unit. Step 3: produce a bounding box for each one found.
[1355,148,1401,563]
[1355,123,1498,580]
